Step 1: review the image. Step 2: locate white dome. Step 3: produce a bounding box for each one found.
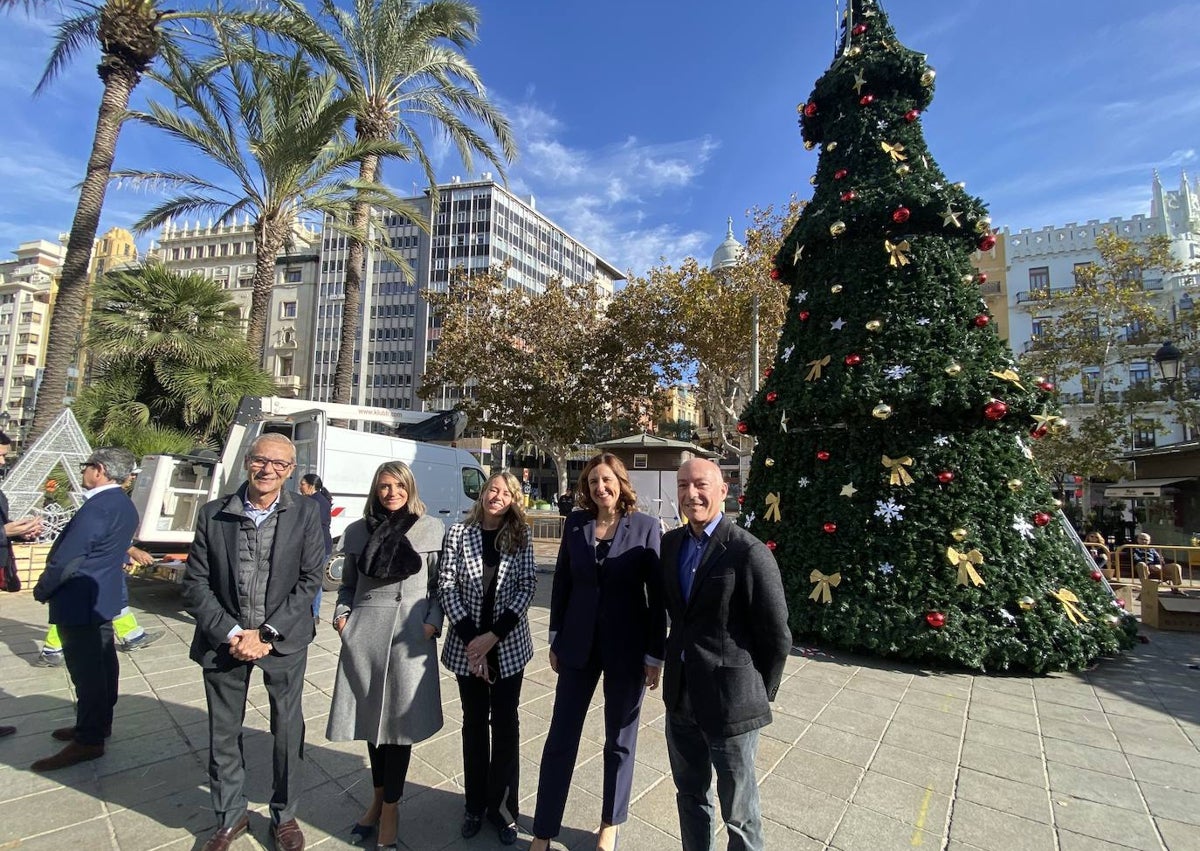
[710,217,745,270]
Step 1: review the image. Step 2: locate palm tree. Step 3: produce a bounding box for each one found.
[297,0,517,405]
[0,0,337,443]
[74,263,276,447]
[117,38,424,358]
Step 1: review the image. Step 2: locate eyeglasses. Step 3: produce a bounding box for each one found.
[79,461,98,472]
[247,455,294,472]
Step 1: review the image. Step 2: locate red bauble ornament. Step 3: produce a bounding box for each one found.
[737,494,745,505]
[925,611,946,628]
[936,471,955,485]
[840,190,856,202]
[978,234,997,251]
[822,522,838,534]
[766,540,777,551]
[892,206,911,223]
[977,272,988,283]
[736,421,749,434]
[766,390,779,404]
[764,367,773,378]
[852,22,868,35]
[798,310,810,321]
[1030,425,1048,440]
[1032,511,1052,527]
[973,314,990,328]
[816,450,831,461]
[1090,570,1104,582]
[1037,380,1055,392]
[859,94,875,106]
[803,101,818,117]
[983,400,1008,421]
[904,109,920,122]
[769,267,780,280]
[844,353,862,366]
[834,168,848,180]
[1116,598,1127,609]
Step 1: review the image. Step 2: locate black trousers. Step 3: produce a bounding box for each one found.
[202,649,307,828]
[367,742,412,804]
[457,671,523,821]
[58,621,118,746]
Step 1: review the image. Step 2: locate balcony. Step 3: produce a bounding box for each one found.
[979,281,1002,297]
[275,375,302,397]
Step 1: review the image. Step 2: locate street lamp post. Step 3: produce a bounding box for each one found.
[1154,340,1183,396]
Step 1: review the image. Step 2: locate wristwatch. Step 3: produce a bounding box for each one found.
[259,624,284,644]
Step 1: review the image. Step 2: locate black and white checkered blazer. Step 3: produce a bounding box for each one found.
[438,522,537,679]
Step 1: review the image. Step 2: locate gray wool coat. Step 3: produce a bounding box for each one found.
[325,513,446,745]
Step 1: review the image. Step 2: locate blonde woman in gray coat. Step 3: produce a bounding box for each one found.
[326,461,444,850]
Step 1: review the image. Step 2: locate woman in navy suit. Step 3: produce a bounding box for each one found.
[530,453,666,851]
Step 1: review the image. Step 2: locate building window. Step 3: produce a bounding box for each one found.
[284,269,302,283]
[1082,368,1101,397]
[280,301,297,319]
[1132,418,1157,450]
[633,453,648,470]
[1129,363,1150,388]
[1028,267,1049,293]
[278,355,294,377]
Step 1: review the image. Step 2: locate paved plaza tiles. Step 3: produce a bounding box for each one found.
[1,558,1198,850]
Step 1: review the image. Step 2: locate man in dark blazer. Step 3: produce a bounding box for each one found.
[182,433,324,851]
[31,447,140,771]
[662,458,791,851]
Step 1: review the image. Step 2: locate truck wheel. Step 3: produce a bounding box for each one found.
[322,553,344,592]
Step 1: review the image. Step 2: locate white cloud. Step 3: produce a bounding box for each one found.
[498,97,719,275]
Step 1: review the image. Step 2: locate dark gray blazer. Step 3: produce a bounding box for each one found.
[182,485,325,667]
[661,515,792,737]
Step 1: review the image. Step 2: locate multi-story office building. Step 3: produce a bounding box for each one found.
[311,177,622,410]
[1004,171,1198,449]
[0,239,64,442]
[150,217,321,398]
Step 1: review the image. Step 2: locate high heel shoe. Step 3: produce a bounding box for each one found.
[377,800,399,850]
[597,823,619,851]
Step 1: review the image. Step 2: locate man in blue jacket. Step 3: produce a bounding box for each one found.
[30,447,139,771]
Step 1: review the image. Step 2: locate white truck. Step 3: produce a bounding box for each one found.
[128,396,486,587]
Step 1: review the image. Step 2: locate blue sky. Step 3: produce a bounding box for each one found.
[1,0,1198,278]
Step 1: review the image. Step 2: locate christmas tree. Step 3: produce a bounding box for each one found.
[739,0,1136,672]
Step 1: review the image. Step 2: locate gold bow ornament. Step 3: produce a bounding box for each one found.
[885,239,911,267]
[809,569,841,604]
[881,454,914,486]
[806,355,832,382]
[947,547,985,587]
[764,492,782,522]
[881,140,908,162]
[989,368,1025,391]
[1051,588,1089,625]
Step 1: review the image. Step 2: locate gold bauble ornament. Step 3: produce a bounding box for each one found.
[872,403,893,420]
[825,141,838,152]
[1033,375,1046,384]
[1007,478,1024,491]
[951,527,968,542]
[953,181,966,190]
[831,284,844,294]
[1105,613,1122,627]
[1052,498,1063,507]
[974,217,992,235]
[865,319,883,332]
[945,363,962,377]
[896,164,911,176]
[830,221,847,236]
[848,44,862,57]
[804,140,816,150]
[1018,595,1036,610]
[1050,417,1069,434]
[809,175,818,185]
[921,68,937,86]
[962,274,975,284]
[765,457,775,467]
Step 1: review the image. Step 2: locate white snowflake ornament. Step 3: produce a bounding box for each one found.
[874,498,905,525]
[884,364,911,381]
[1012,515,1035,540]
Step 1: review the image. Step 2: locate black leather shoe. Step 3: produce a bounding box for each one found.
[348,821,374,844]
[201,814,249,851]
[30,741,104,771]
[461,811,483,838]
[0,726,15,738]
[487,810,517,846]
[51,725,111,742]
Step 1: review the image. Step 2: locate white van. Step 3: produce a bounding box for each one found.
[128,396,485,584]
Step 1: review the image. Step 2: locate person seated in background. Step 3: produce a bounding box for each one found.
[1083,531,1110,575]
[1131,532,1183,587]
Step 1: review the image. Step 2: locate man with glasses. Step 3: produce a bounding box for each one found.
[29,448,140,771]
[182,433,325,851]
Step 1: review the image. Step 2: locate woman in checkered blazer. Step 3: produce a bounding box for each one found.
[439,471,537,846]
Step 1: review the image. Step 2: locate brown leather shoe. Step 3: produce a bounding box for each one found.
[201,814,250,851]
[30,741,105,772]
[51,725,112,742]
[271,818,305,851]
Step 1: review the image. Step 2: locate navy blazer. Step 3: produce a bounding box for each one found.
[181,485,325,666]
[550,509,666,676]
[661,515,792,738]
[33,487,139,626]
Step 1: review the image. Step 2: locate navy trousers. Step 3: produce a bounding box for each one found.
[59,621,118,746]
[532,660,646,838]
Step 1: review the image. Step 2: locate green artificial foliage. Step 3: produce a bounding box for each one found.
[739,0,1135,672]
